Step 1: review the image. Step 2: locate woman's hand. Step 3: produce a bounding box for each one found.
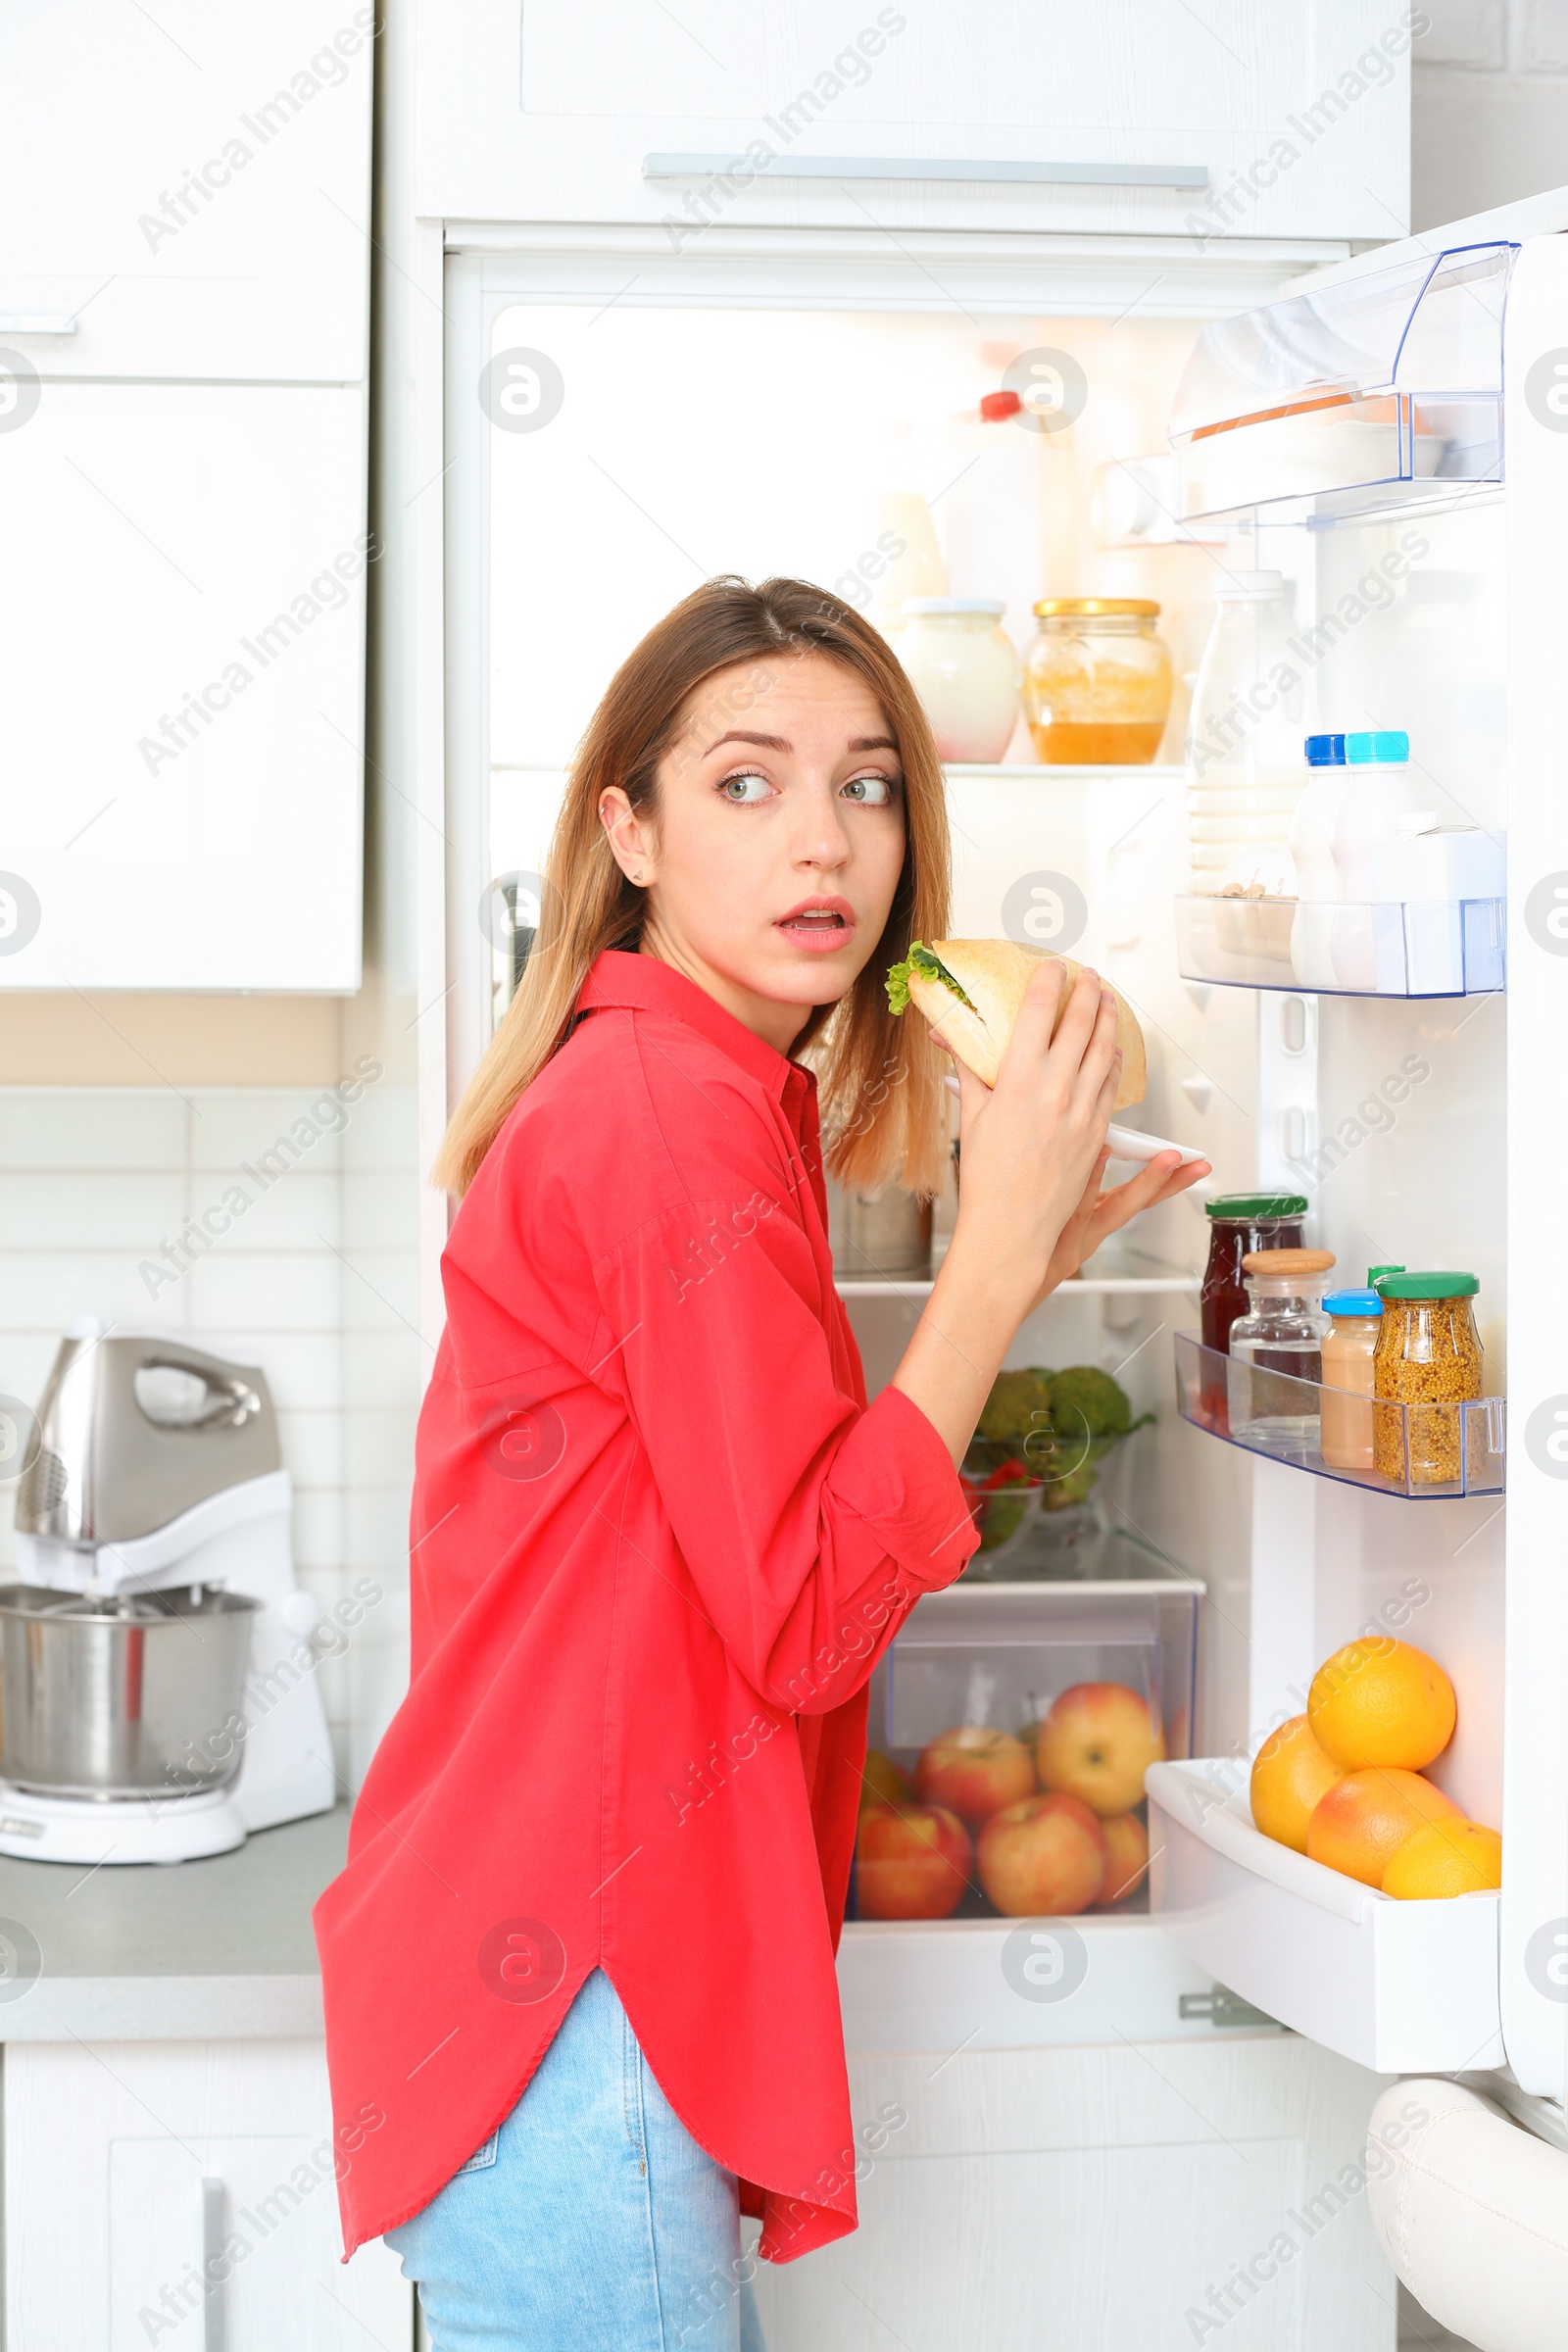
[1028,1144,1210,1307]
[940,957,1123,1320]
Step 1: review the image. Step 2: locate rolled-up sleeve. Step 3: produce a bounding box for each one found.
[590,1179,977,1715]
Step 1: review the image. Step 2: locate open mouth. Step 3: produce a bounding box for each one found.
[776,901,856,951]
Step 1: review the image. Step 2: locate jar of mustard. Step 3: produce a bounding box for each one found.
[1023,600,1174,765]
[1372,1272,1483,1488]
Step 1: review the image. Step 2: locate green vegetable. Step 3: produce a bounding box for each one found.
[1048,1365,1138,1443]
[976,1368,1055,1448]
[884,943,978,1018]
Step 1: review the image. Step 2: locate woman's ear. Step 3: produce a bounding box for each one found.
[599,788,657,888]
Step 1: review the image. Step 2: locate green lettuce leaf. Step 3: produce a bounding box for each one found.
[885,942,977,1017]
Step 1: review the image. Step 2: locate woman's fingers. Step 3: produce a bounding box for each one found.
[1006,956,1071,1062]
[948,1049,993,1139]
[1091,1152,1212,1238]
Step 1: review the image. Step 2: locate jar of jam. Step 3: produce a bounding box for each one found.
[1372,1272,1483,1489]
[1024,600,1173,764]
[1199,1193,1308,1427]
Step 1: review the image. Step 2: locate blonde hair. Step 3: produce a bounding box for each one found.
[434,575,952,1199]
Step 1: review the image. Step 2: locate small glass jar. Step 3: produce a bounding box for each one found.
[1373,1273,1483,1488]
[1226,1250,1337,1451]
[900,599,1023,763]
[1199,1193,1308,1426]
[1024,599,1174,765]
[1319,1287,1384,1472]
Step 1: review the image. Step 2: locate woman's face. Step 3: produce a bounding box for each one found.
[599,651,907,1054]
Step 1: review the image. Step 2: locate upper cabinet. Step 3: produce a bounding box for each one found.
[419,0,1412,243]
[0,0,373,381]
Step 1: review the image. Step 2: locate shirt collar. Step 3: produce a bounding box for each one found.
[578,950,814,1105]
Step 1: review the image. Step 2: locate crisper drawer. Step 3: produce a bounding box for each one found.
[853,1540,1200,1928]
[1148,1760,1502,2074]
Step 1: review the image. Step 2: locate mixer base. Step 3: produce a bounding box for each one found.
[0,1784,249,1865]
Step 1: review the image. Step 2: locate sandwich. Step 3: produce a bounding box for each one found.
[886,940,1147,1109]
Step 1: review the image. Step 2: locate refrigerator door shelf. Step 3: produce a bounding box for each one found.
[1174,1334,1506,1499]
[1173,894,1506,998]
[1148,1761,1502,2075]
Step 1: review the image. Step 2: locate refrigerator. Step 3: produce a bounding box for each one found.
[438,187,1568,2348]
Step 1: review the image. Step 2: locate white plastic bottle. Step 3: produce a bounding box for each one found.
[1185,571,1310,893]
[1289,733,1348,988]
[1330,730,1425,987]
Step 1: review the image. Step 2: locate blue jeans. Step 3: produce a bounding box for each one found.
[387,1969,767,2352]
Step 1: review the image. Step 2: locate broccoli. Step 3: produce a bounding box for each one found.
[976,1368,1055,1448]
[885,943,978,1018]
[1048,1365,1136,1442]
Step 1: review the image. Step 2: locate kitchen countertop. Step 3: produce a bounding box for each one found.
[0,1804,349,2042]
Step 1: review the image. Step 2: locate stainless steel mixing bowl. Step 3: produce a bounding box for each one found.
[0,1584,261,1801]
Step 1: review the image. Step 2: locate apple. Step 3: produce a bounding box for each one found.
[1094,1811,1150,1907]
[860,1749,914,1812]
[977,1791,1106,1918]
[856,1803,972,1920]
[915,1725,1037,1825]
[1036,1683,1164,1816]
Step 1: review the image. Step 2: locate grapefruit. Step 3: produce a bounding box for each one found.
[1382,1819,1502,1900]
[1250,1715,1345,1853]
[1306,1637,1455,1771]
[1306,1766,1461,1887]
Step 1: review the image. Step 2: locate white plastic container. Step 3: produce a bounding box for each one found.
[1185,570,1310,892]
[1330,730,1426,986]
[900,599,1023,764]
[1370,820,1508,994]
[1289,731,1348,988]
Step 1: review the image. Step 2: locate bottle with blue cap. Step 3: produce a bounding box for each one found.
[1289,733,1349,988]
[1331,731,1425,987]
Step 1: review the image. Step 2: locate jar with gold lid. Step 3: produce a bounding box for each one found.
[1023,599,1174,765]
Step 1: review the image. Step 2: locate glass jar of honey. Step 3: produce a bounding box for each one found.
[1023,600,1174,765]
[1372,1272,1484,1488]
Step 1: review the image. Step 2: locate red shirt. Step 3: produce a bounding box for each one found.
[315,950,978,2261]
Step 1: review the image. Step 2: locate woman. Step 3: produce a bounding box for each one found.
[315,576,1206,2348]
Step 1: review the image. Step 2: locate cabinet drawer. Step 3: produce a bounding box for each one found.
[5,2040,409,2352]
[421,0,1411,242]
[0,380,366,991]
[0,0,371,381]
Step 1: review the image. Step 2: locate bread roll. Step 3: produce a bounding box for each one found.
[894,939,1146,1108]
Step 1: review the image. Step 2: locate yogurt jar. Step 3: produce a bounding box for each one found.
[899,599,1023,763]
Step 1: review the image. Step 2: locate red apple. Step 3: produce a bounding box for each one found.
[915,1725,1037,1825]
[1036,1683,1165,1816]
[977,1791,1106,1918]
[1094,1811,1150,1907]
[856,1803,972,1920]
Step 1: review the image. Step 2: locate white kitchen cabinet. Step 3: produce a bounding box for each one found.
[753,2035,1398,2350]
[419,0,1411,242]
[0,380,366,991]
[4,2039,410,2350]
[0,0,372,382]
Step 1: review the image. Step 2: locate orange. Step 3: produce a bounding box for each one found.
[1306,1766,1461,1887]
[1250,1714,1345,1853]
[1306,1637,1456,1771]
[1383,1819,1502,1900]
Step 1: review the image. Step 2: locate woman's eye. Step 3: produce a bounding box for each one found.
[718,770,772,805]
[842,773,896,807]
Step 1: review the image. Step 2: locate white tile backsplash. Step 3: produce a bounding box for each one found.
[0,1082,421,1788]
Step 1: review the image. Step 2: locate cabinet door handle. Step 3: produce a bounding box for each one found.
[0,314,78,335]
[642,153,1208,189]
[201,2177,227,2352]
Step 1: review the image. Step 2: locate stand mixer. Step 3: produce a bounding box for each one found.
[1,1327,336,1863]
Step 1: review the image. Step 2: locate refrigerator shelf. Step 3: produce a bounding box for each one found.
[1173,1333,1506,1498]
[1174,894,1505,998]
[1147,1759,1502,2075]
[836,1273,1199,1299]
